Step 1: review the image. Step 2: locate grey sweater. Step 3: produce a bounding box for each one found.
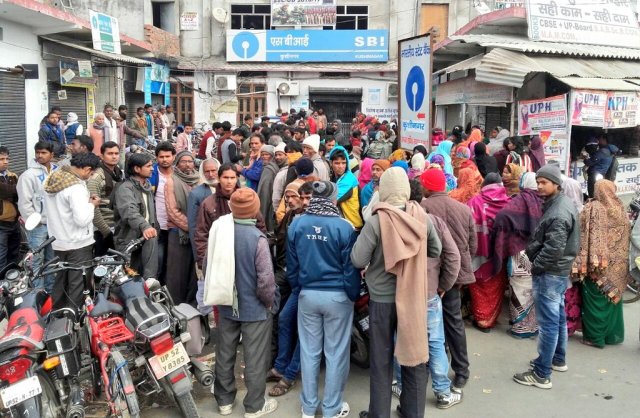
[351,210,442,303]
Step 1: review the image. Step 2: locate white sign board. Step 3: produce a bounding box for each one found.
[180,12,199,31]
[436,76,513,105]
[89,10,121,54]
[526,0,640,49]
[399,34,431,150]
[576,157,640,195]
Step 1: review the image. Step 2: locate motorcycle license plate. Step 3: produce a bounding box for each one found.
[148,342,189,379]
[0,376,42,408]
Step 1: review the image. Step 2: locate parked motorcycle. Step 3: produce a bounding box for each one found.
[351,278,370,369]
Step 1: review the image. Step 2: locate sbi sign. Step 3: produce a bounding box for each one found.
[355,36,386,47]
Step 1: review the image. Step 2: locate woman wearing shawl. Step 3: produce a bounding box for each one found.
[329,146,363,229]
[358,158,374,190]
[529,136,546,172]
[493,137,514,174]
[449,167,482,204]
[459,127,482,151]
[452,146,479,179]
[413,144,428,159]
[572,180,629,348]
[430,155,456,192]
[473,142,498,178]
[87,112,108,156]
[427,140,454,175]
[408,152,426,180]
[492,173,543,338]
[504,137,533,172]
[488,129,510,155]
[502,163,524,197]
[467,173,511,331]
[389,149,408,164]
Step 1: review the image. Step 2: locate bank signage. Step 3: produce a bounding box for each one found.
[226,30,388,62]
[89,10,121,54]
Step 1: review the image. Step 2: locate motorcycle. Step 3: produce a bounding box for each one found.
[0,214,59,417]
[350,278,370,369]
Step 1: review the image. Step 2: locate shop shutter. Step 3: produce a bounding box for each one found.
[485,104,512,134]
[0,72,27,173]
[48,83,88,128]
[125,92,145,116]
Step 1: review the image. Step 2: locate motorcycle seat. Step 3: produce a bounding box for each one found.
[90,293,123,318]
[125,297,170,338]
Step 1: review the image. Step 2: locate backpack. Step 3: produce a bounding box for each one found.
[365,140,386,159]
[605,154,619,181]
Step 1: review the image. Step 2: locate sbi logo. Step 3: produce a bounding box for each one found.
[354,36,385,47]
[232,32,260,59]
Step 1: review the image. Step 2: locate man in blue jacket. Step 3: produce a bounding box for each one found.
[287,181,359,418]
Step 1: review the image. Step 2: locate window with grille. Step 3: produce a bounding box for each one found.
[323,5,368,30]
[237,83,267,126]
[231,4,272,30]
[170,82,194,126]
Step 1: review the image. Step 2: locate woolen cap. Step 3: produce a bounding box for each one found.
[295,158,314,176]
[302,134,320,153]
[229,188,260,219]
[274,142,287,154]
[174,150,194,166]
[420,168,446,192]
[372,159,391,171]
[260,145,275,157]
[536,164,563,186]
[311,181,337,200]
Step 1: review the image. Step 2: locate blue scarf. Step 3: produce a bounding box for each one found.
[329,145,358,199]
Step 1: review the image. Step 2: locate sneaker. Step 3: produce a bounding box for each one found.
[219,402,234,416]
[513,370,552,389]
[391,382,402,399]
[436,392,462,409]
[529,359,568,372]
[244,398,278,418]
[329,402,350,418]
[302,407,315,418]
[451,375,467,393]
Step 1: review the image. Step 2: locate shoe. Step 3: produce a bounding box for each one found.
[451,375,467,393]
[472,321,491,333]
[219,401,234,416]
[396,405,405,418]
[358,412,368,418]
[436,392,462,409]
[329,402,350,418]
[244,398,278,418]
[302,407,315,418]
[529,359,568,372]
[513,370,552,389]
[391,382,402,399]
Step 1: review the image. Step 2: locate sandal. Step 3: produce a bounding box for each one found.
[266,368,283,383]
[268,378,294,397]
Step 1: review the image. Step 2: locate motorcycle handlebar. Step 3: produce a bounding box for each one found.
[32,236,56,254]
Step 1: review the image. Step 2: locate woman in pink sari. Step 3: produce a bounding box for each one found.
[467,173,511,332]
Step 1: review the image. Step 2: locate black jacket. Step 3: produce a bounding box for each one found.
[113,178,158,250]
[526,193,580,276]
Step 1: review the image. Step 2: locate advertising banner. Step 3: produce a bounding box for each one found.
[569,89,607,127]
[271,0,337,26]
[399,34,431,150]
[59,61,98,88]
[605,91,638,128]
[526,0,640,48]
[517,95,567,135]
[538,129,570,171]
[89,10,121,54]
[226,29,388,62]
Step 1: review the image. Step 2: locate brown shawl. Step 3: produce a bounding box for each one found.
[573,180,630,303]
[373,200,429,366]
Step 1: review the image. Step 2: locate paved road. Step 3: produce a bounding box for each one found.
[144,298,640,418]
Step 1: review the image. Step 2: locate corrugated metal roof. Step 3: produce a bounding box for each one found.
[557,77,640,91]
[434,54,484,75]
[475,48,640,87]
[449,34,640,60]
[42,37,153,66]
[177,57,398,73]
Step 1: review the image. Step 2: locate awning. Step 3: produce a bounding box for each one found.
[558,77,640,91]
[433,54,484,75]
[41,37,152,66]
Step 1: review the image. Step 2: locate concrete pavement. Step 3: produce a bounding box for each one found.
[144,298,640,418]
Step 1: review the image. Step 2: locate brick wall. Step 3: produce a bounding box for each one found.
[144,25,180,58]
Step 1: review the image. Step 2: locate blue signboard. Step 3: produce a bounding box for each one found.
[226,29,388,62]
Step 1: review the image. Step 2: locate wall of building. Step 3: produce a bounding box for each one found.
[179,0,212,58]
[0,18,49,161]
[69,0,152,41]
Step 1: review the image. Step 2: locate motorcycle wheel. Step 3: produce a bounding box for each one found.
[175,392,200,418]
[39,372,61,418]
[350,327,370,369]
[107,351,141,418]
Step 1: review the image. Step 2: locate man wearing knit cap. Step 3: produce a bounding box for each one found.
[351,167,441,418]
[420,168,477,394]
[288,181,359,418]
[514,164,579,390]
[274,157,317,223]
[302,134,329,181]
[361,159,390,220]
[164,150,200,305]
[257,145,279,232]
[213,188,279,418]
[270,142,290,218]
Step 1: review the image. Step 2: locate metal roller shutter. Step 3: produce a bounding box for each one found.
[48,83,88,128]
[0,73,27,173]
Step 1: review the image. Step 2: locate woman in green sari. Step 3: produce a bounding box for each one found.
[572,180,629,347]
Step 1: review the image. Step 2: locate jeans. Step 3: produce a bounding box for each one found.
[25,224,55,293]
[298,289,353,418]
[427,296,451,395]
[0,221,20,272]
[532,273,568,379]
[441,286,469,380]
[273,290,300,382]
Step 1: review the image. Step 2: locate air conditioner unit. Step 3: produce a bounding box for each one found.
[214,74,237,91]
[277,81,300,96]
[387,82,399,99]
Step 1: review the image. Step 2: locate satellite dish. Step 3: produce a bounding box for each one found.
[213,8,230,24]
[277,82,290,95]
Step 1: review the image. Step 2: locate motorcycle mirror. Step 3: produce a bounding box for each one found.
[24,213,42,231]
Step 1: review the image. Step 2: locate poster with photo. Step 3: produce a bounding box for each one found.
[517,95,568,135]
[569,89,607,127]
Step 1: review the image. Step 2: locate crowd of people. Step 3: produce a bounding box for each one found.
[0,104,636,418]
